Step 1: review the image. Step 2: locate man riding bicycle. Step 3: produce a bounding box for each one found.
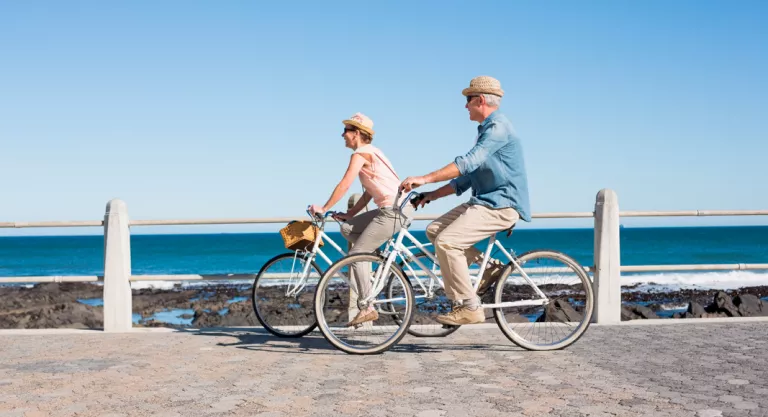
[400,75,531,326]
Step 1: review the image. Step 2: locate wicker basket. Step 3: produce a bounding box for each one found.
[279,220,323,251]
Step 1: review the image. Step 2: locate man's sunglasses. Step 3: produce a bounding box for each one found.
[466,95,478,103]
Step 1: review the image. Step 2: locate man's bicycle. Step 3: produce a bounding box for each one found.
[313,191,594,355]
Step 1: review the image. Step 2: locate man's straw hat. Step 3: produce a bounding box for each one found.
[461,75,504,97]
[342,112,375,136]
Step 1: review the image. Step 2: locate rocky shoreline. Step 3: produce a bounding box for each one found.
[621,284,768,320]
[0,282,766,329]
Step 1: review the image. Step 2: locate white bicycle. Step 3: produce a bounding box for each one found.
[251,210,346,337]
[252,208,442,339]
[314,191,594,355]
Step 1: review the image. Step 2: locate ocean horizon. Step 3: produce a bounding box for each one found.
[2,225,768,292]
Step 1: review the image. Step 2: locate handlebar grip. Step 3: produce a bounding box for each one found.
[410,193,430,209]
[306,208,327,221]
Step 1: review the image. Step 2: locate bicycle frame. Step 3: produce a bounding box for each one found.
[363,223,549,310]
[285,213,347,297]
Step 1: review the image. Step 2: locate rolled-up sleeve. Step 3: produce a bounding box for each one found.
[454,122,507,175]
[449,174,472,196]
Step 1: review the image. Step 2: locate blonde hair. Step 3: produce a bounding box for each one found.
[359,130,373,144]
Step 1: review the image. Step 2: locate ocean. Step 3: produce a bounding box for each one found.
[2,226,768,291]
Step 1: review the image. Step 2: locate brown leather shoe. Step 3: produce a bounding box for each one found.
[346,308,379,327]
[435,305,485,326]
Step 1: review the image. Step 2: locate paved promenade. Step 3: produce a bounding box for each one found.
[1,321,767,417]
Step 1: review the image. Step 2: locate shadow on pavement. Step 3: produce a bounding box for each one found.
[177,327,526,355]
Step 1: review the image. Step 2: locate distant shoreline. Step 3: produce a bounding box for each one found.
[3,223,768,238]
[1,281,766,330]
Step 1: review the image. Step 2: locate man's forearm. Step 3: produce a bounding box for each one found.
[423,163,461,184]
[429,184,456,200]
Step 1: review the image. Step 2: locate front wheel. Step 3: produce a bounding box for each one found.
[493,250,593,351]
[314,253,415,355]
[389,252,458,338]
[251,252,322,338]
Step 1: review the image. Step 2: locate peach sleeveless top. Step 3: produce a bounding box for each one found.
[353,145,403,208]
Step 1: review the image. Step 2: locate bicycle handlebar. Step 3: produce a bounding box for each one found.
[409,192,431,210]
[305,208,339,222]
[304,190,416,225]
[394,189,420,212]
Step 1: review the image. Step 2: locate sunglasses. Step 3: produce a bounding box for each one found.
[343,126,357,134]
[466,95,478,103]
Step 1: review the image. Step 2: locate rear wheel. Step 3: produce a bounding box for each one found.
[251,252,321,338]
[387,252,458,338]
[493,250,593,351]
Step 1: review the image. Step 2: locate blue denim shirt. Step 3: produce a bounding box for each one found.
[449,111,531,222]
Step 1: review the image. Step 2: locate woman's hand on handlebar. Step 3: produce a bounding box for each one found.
[331,212,352,222]
[308,204,326,217]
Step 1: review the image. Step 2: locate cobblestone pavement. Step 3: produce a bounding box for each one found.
[0,322,766,417]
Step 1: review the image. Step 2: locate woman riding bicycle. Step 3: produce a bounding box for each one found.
[309,112,413,327]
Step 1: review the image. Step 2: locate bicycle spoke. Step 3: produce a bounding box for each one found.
[493,250,593,350]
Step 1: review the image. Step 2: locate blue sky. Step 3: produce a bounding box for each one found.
[1,1,766,235]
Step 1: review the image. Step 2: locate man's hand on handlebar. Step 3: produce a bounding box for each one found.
[410,192,434,210]
[400,176,427,192]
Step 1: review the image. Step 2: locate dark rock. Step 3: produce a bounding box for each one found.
[733,294,764,317]
[683,302,707,318]
[537,299,583,323]
[646,303,663,312]
[620,304,659,320]
[631,305,659,319]
[713,291,740,317]
[0,303,102,329]
[191,300,259,328]
[132,289,198,317]
[622,306,640,321]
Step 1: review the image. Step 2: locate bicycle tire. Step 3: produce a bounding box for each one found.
[493,249,594,351]
[251,252,322,338]
[314,253,415,355]
[389,252,459,338]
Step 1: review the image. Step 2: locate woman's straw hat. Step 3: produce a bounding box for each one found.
[342,112,375,136]
[461,75,504,97]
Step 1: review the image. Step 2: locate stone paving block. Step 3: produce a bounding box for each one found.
[696,410,724,417]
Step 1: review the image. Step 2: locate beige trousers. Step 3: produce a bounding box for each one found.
[426,203,520,301]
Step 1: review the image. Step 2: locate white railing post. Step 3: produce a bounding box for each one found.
[103,199,133,332]
[593,189,621,324]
